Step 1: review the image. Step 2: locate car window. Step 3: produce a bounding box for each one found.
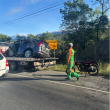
[42,41,50,48]
[0,54,3,60]
[22,41,31,44]
[32,40,36,43]
[35,40,40,44]
[14,41,20,44]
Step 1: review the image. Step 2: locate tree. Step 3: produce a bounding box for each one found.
[39,31,55,41]
[35,35,40,39]
[60,0,92,32]
[91,0,109,42]
[0,34,11,42]
[60,0,93,50]
[91,0,109,16]
[16,35,26,40]
[27,34,35,39]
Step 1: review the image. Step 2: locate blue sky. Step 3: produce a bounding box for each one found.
[0,0,109,37]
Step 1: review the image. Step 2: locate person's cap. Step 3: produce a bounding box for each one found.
[68,43,73,47]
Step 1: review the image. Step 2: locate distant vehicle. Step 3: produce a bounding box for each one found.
[5,39,50,58]
[0,53,9,77]
[0,42,10,53]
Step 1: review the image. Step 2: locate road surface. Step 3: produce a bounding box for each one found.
[0,70,109,110]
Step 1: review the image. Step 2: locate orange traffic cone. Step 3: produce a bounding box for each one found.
[1,44,2,53]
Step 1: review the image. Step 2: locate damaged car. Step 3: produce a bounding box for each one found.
[5,39,50,58]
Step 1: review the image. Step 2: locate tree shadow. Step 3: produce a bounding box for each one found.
[9,68,38,74]
[0,77,41,81]
[102,76,109,80]
[0,76,76,82]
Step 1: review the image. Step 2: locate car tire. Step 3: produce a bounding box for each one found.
[8,49,14,57]
[24,49,33,58]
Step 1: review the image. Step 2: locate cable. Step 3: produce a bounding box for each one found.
[1,6,63,27]
[0,1,64,26]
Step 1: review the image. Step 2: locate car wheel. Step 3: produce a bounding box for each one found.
[8,49,14,57]
[24,49,33,58]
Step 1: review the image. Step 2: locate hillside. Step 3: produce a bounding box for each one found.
[11,31,63,41]
[53,33,64,40]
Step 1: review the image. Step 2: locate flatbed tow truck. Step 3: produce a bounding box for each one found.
[6,57,58,71]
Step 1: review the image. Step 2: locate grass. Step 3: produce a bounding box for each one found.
[44,63,109,77]
[98,63,109,76]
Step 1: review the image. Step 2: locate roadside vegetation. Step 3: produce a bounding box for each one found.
[44,63,109,77]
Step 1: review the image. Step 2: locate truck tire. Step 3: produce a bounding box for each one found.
[10,61,18,71]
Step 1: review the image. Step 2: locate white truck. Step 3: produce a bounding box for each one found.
[5,57,58,71]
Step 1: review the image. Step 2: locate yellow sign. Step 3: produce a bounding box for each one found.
[46,40,57,49]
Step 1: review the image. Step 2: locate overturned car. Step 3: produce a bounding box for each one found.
[5,39,50,58]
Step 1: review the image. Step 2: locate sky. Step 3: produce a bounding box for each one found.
[0,0,109,37]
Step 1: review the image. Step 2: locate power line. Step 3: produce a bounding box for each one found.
[1,0,64,26]
[1,6,63,27]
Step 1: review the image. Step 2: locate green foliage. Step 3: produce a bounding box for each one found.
[76,37,109,63]
[0,34,11,42]
[60,0,92,31]
[39,31,55,41]
[56,0,109,64]
[16,35,26,40]
[91,0,109,16]
[44,63,109,76]
[27,34,35,39]
[27,34,40,39]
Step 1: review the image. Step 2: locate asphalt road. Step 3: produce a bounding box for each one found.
[0,70,109,110]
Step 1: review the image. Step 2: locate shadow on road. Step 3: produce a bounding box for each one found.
[0,77,41,81]
[0,77,74,82]
[102,76,109,80]
[9,68,39,74]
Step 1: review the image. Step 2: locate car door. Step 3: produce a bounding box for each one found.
[0,53,5,71]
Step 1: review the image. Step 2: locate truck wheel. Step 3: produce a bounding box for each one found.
[10,61,18,71]
[24,49,33,58]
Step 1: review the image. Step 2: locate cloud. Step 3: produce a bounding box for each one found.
[21,0,40,4]
[7,6,23,15]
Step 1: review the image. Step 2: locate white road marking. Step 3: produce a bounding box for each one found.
[11,74,110,94]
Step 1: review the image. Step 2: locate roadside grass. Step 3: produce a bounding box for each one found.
[98,63,109,76]
[44,63,109,76]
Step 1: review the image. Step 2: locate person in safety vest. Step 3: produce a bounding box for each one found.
[66,43,80,81]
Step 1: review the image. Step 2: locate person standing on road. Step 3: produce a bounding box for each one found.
[66,43,80,81]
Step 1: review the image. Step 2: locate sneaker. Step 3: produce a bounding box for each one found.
[65,78,71,80]
[77,77,79,81]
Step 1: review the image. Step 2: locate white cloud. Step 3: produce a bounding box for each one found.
[21,0,40,4]
[7,6,23,15]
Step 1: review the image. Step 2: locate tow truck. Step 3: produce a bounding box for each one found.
[0,41,58,71]
[5,57,58,71]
